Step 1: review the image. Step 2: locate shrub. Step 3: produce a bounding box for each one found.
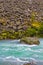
[25,27,36,37]
[38,22,43,37]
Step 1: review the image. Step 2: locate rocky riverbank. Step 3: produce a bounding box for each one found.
[0,0,43,39]
[0,0,43,32]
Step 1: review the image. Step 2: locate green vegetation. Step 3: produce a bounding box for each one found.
[0,12,43,39]
[24,27,36,37]
[0,23,43,40]
[38,22,43,37]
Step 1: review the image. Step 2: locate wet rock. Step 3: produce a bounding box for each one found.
[23,63,31,65]
[23,63,37,65]
[20,37,40,45]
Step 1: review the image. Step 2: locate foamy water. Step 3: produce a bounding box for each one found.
[0,39,43,65]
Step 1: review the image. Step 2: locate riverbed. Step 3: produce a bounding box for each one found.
[0,38,43,65]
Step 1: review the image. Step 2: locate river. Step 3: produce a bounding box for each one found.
[0,38,43,65]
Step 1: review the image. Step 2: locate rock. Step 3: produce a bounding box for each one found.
[20,37,40,45]
[23,62,37,65]
[23,63,31,65]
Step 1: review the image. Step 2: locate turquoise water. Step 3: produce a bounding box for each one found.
[0,39,43,65]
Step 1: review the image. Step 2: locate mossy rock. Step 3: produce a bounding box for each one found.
[20,37,40,45]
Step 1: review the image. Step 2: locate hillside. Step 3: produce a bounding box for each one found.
[0,0,43,39]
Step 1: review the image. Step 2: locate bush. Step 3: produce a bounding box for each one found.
[25,27,36,37]
[38,23,43,37]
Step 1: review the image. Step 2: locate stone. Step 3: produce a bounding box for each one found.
[23,63,31,65]
[20,37,40,45]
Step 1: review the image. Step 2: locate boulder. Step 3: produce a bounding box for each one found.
[20,37,40,45]
[23,63,31,65]
[23,62,37,65]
